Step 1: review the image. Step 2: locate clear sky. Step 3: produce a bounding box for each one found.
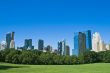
[0,0,110,54]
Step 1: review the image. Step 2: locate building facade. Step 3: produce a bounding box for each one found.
[6,33,12,49]
[38,39,44,51]
[58,40,66,55]
[85,30,92,50]
[65,45,70,56]
[73,30,92,56]
[0,41,7,50]
[106,44,110,50]
[24,39,34,50]
[10,32,15,49]
[92,32,106,52]
[6,32,15,49]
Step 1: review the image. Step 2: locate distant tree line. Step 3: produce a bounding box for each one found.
[0,49,110,65]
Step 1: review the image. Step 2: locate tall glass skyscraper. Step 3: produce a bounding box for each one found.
[73,30,92,56]
[6,32,15,49]
[6,33,12,49]
[73,33,79,56]
[85,30,92,50]
[58,40,66,55]
[38,39,44,51]
[10,32,15,49]
[79,32,86,55]
[24,39,34,50]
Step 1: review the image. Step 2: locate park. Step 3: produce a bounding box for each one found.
[0,63,110,73]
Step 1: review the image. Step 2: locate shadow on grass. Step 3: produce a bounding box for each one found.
[0,65,29,70]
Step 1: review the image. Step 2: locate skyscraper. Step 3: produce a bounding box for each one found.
[92,32,106,52]
[38,39,44,51]
[12,32,14,40]
[6,32,15,49]
[85,30,92,50]
[6,32,12,49]
[0,41,7,50]
[65,45,70,56]
[73,30,92,56]
[73,33,79,56]
[10,32,15,49]
[24,39,34,50]
[58,40,66,55]
[106,44,110,50]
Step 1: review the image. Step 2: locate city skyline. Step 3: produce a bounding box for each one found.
[0,30,109,55]
[1,0,110,55]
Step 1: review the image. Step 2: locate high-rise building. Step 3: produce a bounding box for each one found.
[73,32,86,56]
[92,32,106,52]
[0,41,7,50]
[10,32,15,49]
[38,39,44,51]
[24,39,34,50]
[58,40,66,55]
[65,45,70,56]
[6,32,12,49]
[106,44,110,50]
[6,32,15,49]
[73,30,92,56]
[85,30,92,50]
[12,32,14,40]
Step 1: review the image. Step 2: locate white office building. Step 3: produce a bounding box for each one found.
[106,44,110,50]
[92,32,106,52]
[0,41,7,50]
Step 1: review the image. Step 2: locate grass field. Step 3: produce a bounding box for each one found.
[0,63,110,73]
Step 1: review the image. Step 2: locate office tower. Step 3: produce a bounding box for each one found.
[92,32,106,52]
[58,40,66,55]
[24,39,34,50]
[65,45,70,56]
[73,32,86,56]
[0,41,7,50]
[73,32,79,56]
[12,32,14,40]
[38,39,44,51]
[6,33,12,49]
[6,32,15,49]
[106,44,110,50]
[85,30,92,50]
[79,32,86,55]
[73,30,91,56]
[10,32,15,49]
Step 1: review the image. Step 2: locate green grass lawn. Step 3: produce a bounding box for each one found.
[0,63,110,73]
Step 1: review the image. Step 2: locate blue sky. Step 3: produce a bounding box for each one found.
[0,0,110,54]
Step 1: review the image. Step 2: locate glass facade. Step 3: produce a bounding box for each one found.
[58,40,66,55]
[38,39,44,51]
[73,33,79,56]
[58,41,62,55]
[24,39,33,49]
[79,32,86,55]
[6,33,12,49]
[73,30,92,56]
[85,30,92,50]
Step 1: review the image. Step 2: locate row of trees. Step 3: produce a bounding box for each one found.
[0,49,110,65]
